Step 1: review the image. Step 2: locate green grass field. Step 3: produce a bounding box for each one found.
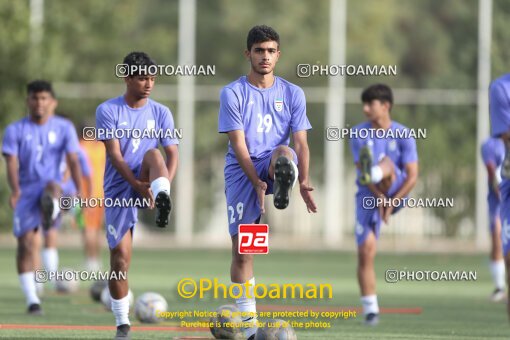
[0,247,508,339]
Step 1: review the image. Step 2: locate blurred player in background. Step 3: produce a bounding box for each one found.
[78,126,106,272]
[2,80,82,315]
[37,113,89,294]
[96,52,179,339]
[218,25,317,339]
[349,84,418,326]
[481,137,506,302]
[489,73,510,319]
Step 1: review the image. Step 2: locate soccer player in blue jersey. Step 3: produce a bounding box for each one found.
[95,51,179,339]
[481,137,506,302]
[218,25,317,339]
[489,73,510,318]
[2,80,83,315]
[349,84,418,326]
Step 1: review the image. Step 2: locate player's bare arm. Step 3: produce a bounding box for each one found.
[67,152,83,197]
[227,130,268,214]
[163,145,179,183]
[103,138,154,206]
[293,130,317,213]
[4,154,20,209]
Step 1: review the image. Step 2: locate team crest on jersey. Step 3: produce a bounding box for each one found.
[108,224,118,240]
[274,99,283,112]
[388,140,397,151]
[48,131,57,144]
[502,219,510,246]
[147,119,155,130]
[355,221,364,235]
[14,217,20,234]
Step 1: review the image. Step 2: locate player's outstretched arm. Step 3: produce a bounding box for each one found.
[227,130,268,214]
[103,139,153,202]
[3,154,20,209]
[293,130,317,213]
[163,145,179,183]
[67,152,83,197]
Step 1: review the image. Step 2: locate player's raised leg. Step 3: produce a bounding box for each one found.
[138,148,172,228]
[40,173,63,231]
[17,229,43,315]
[269,145,298,210]
[359,147,395,187]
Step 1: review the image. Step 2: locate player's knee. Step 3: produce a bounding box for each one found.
[358,244,375,266]
[44,181,61,196]
[111,255,129,273]
[17,236,34,259]
[110,249,130,272]
[274,145,293,159]
[143,148,164,165]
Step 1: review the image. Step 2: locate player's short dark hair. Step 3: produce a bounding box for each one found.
[27,80,55,97]
[361,84,393,110]
[247,25,280,51]
[122,51,157,77]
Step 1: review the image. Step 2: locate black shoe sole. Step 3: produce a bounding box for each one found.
[273,156,295,210]
[359,146,373,186]
[27,303,43,316]
[40,194,54,231]
[155,192,171,228]
[364,313,379,326]
[115,324,131,339]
